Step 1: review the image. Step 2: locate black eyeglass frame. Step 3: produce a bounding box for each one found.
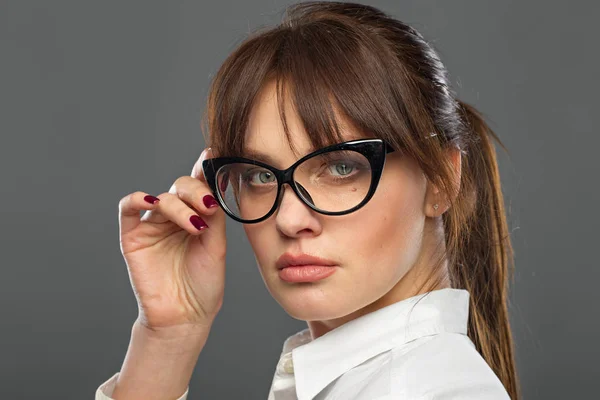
[202,138,396,224]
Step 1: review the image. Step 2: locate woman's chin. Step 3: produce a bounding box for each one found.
[273,289,350,321]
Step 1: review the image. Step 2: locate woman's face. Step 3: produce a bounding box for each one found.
[242,80,437,329]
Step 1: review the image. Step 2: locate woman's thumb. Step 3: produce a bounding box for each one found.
[191,147,213,182]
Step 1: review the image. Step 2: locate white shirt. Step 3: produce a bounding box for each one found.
[96,288,510,399]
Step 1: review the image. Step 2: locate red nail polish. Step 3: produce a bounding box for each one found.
[144,195,160,204]
[203,194,219,208]
[190,215,209,230]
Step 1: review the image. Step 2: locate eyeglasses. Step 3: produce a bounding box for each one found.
[202,138,396,224]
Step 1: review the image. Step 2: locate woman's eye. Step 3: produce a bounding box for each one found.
[327,162,355,176]
[246,169,275,184]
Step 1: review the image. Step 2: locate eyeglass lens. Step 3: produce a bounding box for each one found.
[215,149,372,221]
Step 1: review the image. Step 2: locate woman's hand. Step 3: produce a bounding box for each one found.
[117,148,226,338]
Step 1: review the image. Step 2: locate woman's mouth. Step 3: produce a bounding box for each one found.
[278,265,337,282]
[276,253,338,282]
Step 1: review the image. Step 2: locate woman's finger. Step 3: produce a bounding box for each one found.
[189,148,226,257]
[169,175,220,216]
[118,191,160,236]
[141,192,209,235]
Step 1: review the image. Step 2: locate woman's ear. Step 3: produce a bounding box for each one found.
[424,146,462,216]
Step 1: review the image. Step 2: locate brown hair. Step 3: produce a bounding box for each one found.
[201,2,519,398]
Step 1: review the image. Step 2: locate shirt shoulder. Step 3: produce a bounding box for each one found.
[390,332,511,399]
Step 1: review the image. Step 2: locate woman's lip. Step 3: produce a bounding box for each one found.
[276,252,336,270]
[278,265,338,282]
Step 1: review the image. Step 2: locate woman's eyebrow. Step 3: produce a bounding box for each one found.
[241,149,280,166]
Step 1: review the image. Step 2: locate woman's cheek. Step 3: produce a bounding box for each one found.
[243,226,273,273]
[359,188,423,278]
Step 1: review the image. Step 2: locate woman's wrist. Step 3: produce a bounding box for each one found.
[134,316,214,343]
[110,319,211,400]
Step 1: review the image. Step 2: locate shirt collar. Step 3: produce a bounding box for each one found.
[280,288,470,400]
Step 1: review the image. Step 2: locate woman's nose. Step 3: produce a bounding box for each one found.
[275,184,321,238]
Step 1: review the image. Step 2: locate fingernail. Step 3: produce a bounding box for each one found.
[144,195,160,204]
[190,215,209,230]
[203,194,219,208]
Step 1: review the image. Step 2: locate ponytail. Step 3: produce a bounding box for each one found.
[445,99,520,399]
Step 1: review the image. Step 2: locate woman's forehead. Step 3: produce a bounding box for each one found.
[243,128,367,168]
[244,115,365,161]
[241,78,372,166]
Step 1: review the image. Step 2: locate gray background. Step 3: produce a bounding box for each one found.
[1,1,597,399]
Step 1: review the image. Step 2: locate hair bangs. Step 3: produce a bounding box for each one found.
[204,20,420,161]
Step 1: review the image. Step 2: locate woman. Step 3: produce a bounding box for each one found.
[96,2,519,399]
